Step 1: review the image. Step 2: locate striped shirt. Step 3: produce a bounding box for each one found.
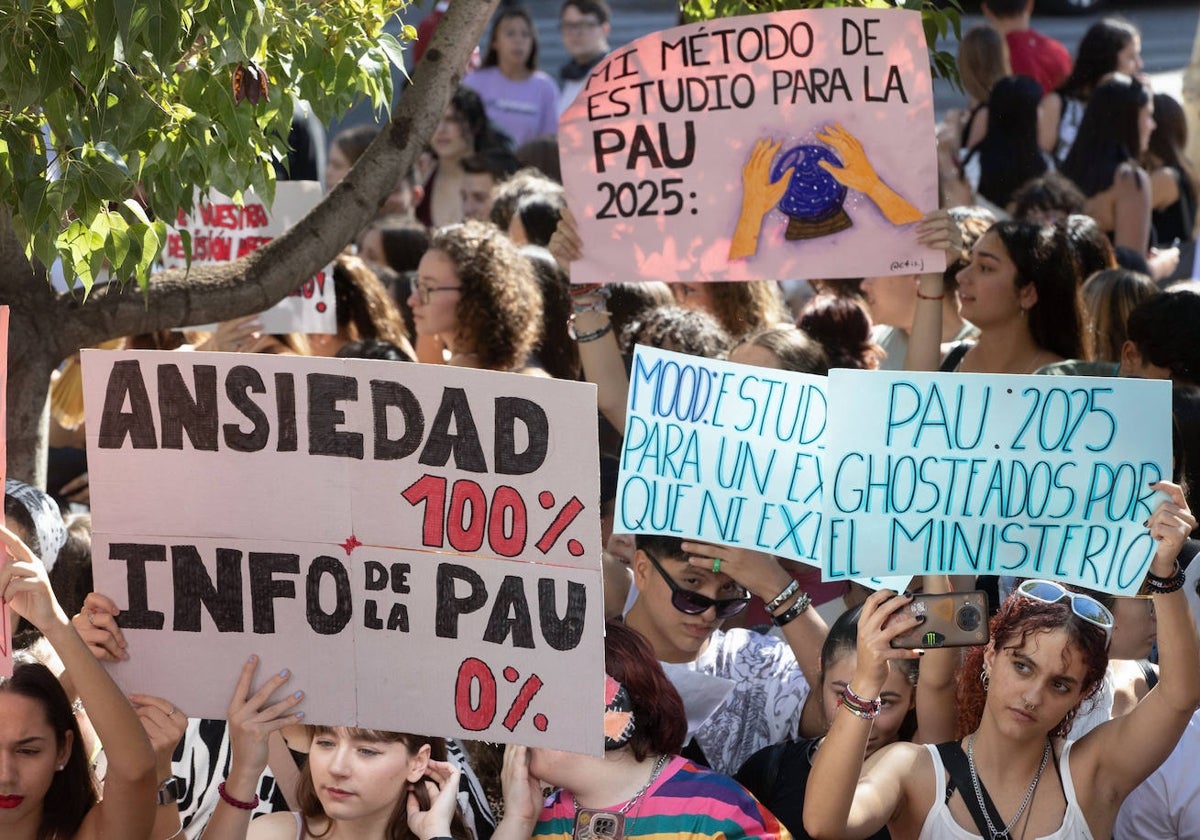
[533,756,791,840]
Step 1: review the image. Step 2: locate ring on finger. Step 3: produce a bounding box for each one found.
[711,557,722,574]
[87,611,95,626]
[168,705,177,717]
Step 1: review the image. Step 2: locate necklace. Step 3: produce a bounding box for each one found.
[966,733,1050,840]
[572,753,669,840]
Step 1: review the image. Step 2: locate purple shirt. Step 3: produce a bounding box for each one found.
[463,67,559,146]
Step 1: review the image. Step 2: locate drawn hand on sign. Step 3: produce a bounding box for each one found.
[816,124,922,226]
[680,540,793,604]
[73,591,129,661]
[1146,481,1196,575]
[729,139,795,261]
[129,693,188,782]
[226,656,306,789]
[406,759,464,840]
[0,524,69,633]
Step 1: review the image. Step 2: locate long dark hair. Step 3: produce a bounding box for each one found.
[975,75,1047,209]
[296,728,472,840]
[1061,73,1150,197]
[990,221,1086,360]
[482,6,539,71]
[1145,93,1200,215]
[957,590,1109,739]
[1058,17,1139,101]
[1,655,96,839]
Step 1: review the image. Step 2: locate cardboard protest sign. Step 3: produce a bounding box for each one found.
[617,346,827,563]
[822,370,1172,595]
[559,8,942,285]
[82,351,604,752]
[0,306,9,676]
[164,182,336,334]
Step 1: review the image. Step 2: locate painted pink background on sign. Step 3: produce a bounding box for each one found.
[559,9,943,284]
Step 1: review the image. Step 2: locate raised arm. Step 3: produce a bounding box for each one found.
[905,211,962,372]
[0,525,158,840]
[549,207,629,433]
[911,575,961,743]
[1072,482,1200,817]
[803,589,923,839]
[199,657,305,840]
[682,541,828,735]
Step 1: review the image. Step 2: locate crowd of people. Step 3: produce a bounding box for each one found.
[9,0,1200,839]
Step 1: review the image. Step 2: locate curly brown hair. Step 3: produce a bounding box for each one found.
[430,221,543,371]
[700,281,788,339]
[334,254,413,352]
[956,589,1108,739]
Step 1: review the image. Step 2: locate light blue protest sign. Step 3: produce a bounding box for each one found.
[822,370,1172,595]
[617,345,827,563]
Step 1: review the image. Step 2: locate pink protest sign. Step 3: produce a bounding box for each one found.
[164,182,337,334]
[0,306,9,676]
[559,8,943,284]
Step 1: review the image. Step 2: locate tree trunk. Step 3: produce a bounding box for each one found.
[1,0,500,487]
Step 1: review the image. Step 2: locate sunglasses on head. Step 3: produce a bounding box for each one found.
[1016,580,1115,649]
[642,548,750,619]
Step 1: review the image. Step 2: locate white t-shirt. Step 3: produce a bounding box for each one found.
[682,628,810,775]
[1114,709,1200,839]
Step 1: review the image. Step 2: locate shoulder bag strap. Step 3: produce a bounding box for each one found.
[936,741,1006,838]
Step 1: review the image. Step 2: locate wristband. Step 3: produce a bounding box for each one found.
[218,781,260,810]
[764,579,801,614]
[1145,561,1185,594]
[157,776,183,806]
[568,315,612,343]
[771,591,811,627]
[839,684,882,720]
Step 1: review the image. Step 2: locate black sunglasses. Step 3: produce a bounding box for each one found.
[642,548,750,619]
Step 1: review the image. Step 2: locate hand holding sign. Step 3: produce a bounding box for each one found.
[1147,481,1196,576]
[816,123,921,226]
[0,524,69,634]
[130,693,188,782]
[73,591,129,661]
[225,656,306,795]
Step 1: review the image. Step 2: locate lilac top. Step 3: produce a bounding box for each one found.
[463,67,559,146]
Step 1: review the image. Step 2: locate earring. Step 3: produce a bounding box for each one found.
[980,666,990,692]
[1052,708,1077,738]
[57,764,65,771]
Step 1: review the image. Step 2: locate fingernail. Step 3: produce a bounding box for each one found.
[248,654,257,663]
[903,590,912,597]
[294,691,304,699]
[918,650,926,656]
[295,711,305,720]
[1143,520,1149,527]
[280,669,290,678]
[916,615,927,624]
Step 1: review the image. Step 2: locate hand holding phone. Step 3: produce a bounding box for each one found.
[888,590,989,649]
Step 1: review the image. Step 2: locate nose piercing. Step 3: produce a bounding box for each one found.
[1024,701,1035,711]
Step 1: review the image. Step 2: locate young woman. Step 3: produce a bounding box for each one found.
[909,220,1086,374]
[463,7,559,147]
[803,482,1200,840]
[796,295,884,370]
[1040,17,1142,161]
[1144,93,1199,252]
[200,658,471,840]
[966,75,1050,212]
[0,524,157,840]
[671,281,789,341]
[1061,74,1157,270]
[481,621,786,840]
[736,604,917,840]
[416,87,511,229]
[407,220,543,372]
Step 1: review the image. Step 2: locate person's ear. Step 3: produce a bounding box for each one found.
[411,183,426,210]
[632,549,651,588]
[1018,282,1038,312]
[1119,339,1142,376]
[56,729,75,772]
[983,643,997,675]
[406,742,432,783]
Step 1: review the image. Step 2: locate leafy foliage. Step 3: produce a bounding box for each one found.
[678,0,962,90]
[0,0,415,292]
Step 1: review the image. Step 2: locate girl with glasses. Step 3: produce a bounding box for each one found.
[804,481,1200,840]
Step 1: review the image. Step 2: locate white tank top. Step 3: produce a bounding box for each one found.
[918,740,1094,840]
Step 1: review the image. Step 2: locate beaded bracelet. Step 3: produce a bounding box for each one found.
[771,591,812,627]
[1145,561,1186,595]
[218,781,260,810]
[764,579,801,614]
[839,685,882,720]
[570,319,613,343]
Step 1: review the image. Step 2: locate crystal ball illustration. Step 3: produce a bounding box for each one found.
[771,144,852,240]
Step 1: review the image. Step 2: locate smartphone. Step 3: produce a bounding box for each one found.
[889,590,990,649]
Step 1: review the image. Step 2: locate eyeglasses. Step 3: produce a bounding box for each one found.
[412,283,462,304]
[642,548,750,619]
[560,19,601,33]
[1016,580,1115,649]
